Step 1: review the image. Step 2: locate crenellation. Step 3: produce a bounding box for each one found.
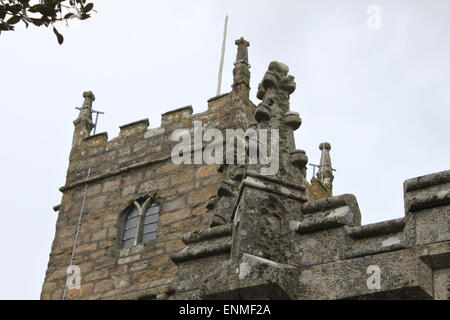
[296,205,356,234]
[346,217,406,239]
[161,105,193,129]
[404,169,450,192]
[83,132,108,146]
[119,118,149,137]
[207,93,230,110]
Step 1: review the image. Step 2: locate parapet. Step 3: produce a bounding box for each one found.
[297,194,361,234]
[83,132,108,146]
[161,106,193,129]
[119,119,149,137]
[404,169,450,212]
[207,93,229,110]
[404,169,450,247]
[170,169,450,299]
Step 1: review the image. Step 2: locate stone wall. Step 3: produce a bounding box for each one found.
[40,91,256,300]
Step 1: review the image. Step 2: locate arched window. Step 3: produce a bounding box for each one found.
[122,207,139,248]
[121,198,160,248]
[142,202,159,242]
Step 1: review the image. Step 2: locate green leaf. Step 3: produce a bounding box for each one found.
[28,5,43,13]
[80,13,90,20]
[83,3,93,13]
[38,6,56,18]
[0,6,5,20]
[9,4,22,15]
[7,15,21,25]
[0,22,11,31]
[64,13,74,19]
[30,18,44,26]
[53,26,64,45]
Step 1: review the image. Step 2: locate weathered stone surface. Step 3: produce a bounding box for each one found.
[41,40,449,301]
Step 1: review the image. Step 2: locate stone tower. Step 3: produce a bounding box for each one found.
[41,38,450,300]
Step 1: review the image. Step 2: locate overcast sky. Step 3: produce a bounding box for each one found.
[0,0,449,299]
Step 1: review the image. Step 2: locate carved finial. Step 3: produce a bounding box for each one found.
[232,37,251,98]
[255,61,297,125]
[257,61,296,102]
[234,37,250,66]
[319,142,331,151]
[316,142,334,193]
[72,91,95,147]
[83,91,95,107]
[83,91,95,100]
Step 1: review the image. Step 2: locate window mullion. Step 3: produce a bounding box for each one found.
[135,207,145,245]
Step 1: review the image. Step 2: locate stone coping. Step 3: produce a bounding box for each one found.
[118,118,149,130]
[182,224,233,245]
[302,194,360,215]
[170,240,232,264]
[161,105,193,116]
[404,169,450,192]
[207,92,229,103]
[406,188,450,212]
[346,218,406,239]
[83,132,108,143]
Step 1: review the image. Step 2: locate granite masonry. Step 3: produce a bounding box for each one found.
[41,38,450,300]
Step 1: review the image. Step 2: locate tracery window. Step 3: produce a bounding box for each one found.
[121,198,160,248]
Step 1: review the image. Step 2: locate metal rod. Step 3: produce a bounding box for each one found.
[93,112,99,135]
[62,168,91,300]
[309,163,337,180]
[216,15,228,96]
[76,107,105,135]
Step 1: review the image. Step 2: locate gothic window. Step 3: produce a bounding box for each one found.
[122,207,139,248]
[121,198,160,248]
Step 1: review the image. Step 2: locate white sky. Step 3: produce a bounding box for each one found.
[0,0,449,299]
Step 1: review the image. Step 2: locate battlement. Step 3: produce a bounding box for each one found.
[119,119,150,137]
[169,168,450,300]
[64,91,256,189]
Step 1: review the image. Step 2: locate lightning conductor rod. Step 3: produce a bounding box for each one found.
[216,14,228,96]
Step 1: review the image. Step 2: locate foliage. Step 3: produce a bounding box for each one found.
[0,0,94,44]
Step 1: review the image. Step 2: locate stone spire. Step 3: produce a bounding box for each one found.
[316,142,334,194]
[232,37,251,99]
[72,91,95,147]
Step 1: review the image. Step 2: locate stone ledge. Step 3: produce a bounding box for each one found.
[170,239,232,263]
[406,188,450,212]
[246,170,306,192]
[419,241,450,269]
[182,224,233,245]
[345,242,407,259]
[404,169,450,192]
[302,194,360,216]
[242,175,307,202]
[296,205,356,234]
[346,218,406,239]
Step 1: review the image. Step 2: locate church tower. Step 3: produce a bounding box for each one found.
[41,38,258,300]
